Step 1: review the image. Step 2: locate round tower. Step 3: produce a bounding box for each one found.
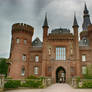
[9,23,34,79]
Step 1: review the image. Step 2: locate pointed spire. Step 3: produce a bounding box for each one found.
[84,2,89,14]
[73,13,79,27]
[82,3,91,31]
[43,13,49,28]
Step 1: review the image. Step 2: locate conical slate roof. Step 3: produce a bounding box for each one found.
[73,13,79,27]
[43,13,49,28]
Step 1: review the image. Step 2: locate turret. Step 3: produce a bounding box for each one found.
[82,3,91,31]
[42,13,49,41]
[9,23,34,79]
[72,14,80,76]
[73,13,79,39]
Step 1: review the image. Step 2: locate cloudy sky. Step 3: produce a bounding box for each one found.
[0,0,92,58]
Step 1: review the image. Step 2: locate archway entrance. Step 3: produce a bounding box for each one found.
[56,67,66,83]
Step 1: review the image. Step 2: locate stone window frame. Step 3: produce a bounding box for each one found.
[35,55,39,62]
[82,54,86,62]
[56,47,66,61]
[34,66,39,75]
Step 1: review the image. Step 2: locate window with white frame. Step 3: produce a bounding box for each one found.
[22,54,26,61]
[56,47,66,60]
[35,56,39,62]
[82,66,87,74]
[82,55,86,62]
[21,67,25,76]
[34,67,38,74]
[24,39,27,44]
[16,38,20,44]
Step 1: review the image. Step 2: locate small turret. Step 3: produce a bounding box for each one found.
[73,13,79,28]
[42,13,49,28]
[42,13,49,41]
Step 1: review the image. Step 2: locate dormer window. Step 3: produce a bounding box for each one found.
[35,41,37,43]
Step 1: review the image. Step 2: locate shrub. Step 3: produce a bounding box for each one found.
[4,80,21,88]
[82,80,92,88]
[21,79,43,88]
[27,75,39,79]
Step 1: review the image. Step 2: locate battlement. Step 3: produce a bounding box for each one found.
[12,23,34,35]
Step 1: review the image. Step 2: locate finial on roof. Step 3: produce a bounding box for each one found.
[73,12,79,27]
[84,2,89,14]
[43,12,49,28]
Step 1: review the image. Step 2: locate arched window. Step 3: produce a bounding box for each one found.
[21,67,25,76]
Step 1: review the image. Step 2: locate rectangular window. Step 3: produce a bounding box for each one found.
[34,67,38,74]
[48,66,51,72]
[16,38,20,44]
[21,67,25,76]
[22,55,26,61]
[82,55,86,62]
[56,47,66,60]
[35,56,39,62]
[82,66,87,74]
[24,39,27,44]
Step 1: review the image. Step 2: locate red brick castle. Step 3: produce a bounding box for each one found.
[8,4,92,83]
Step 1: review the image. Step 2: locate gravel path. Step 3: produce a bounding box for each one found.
[5,83,92,92]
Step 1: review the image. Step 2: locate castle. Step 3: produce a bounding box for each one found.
[8,3,92,83]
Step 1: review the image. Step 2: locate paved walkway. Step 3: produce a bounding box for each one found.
[5,83,92,92]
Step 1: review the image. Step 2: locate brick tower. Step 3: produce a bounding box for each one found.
[9,23,34,79]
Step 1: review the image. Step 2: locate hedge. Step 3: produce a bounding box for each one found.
[21,79,43,88]
[4,80,21,88]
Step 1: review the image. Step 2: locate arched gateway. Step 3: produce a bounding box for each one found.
[56,67,66,83]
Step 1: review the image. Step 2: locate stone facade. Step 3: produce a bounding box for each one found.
[9,4,92,82]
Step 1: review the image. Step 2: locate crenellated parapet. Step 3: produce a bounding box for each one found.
[12,23,34,36]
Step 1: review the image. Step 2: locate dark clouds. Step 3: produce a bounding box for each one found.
[0,0,92,58]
